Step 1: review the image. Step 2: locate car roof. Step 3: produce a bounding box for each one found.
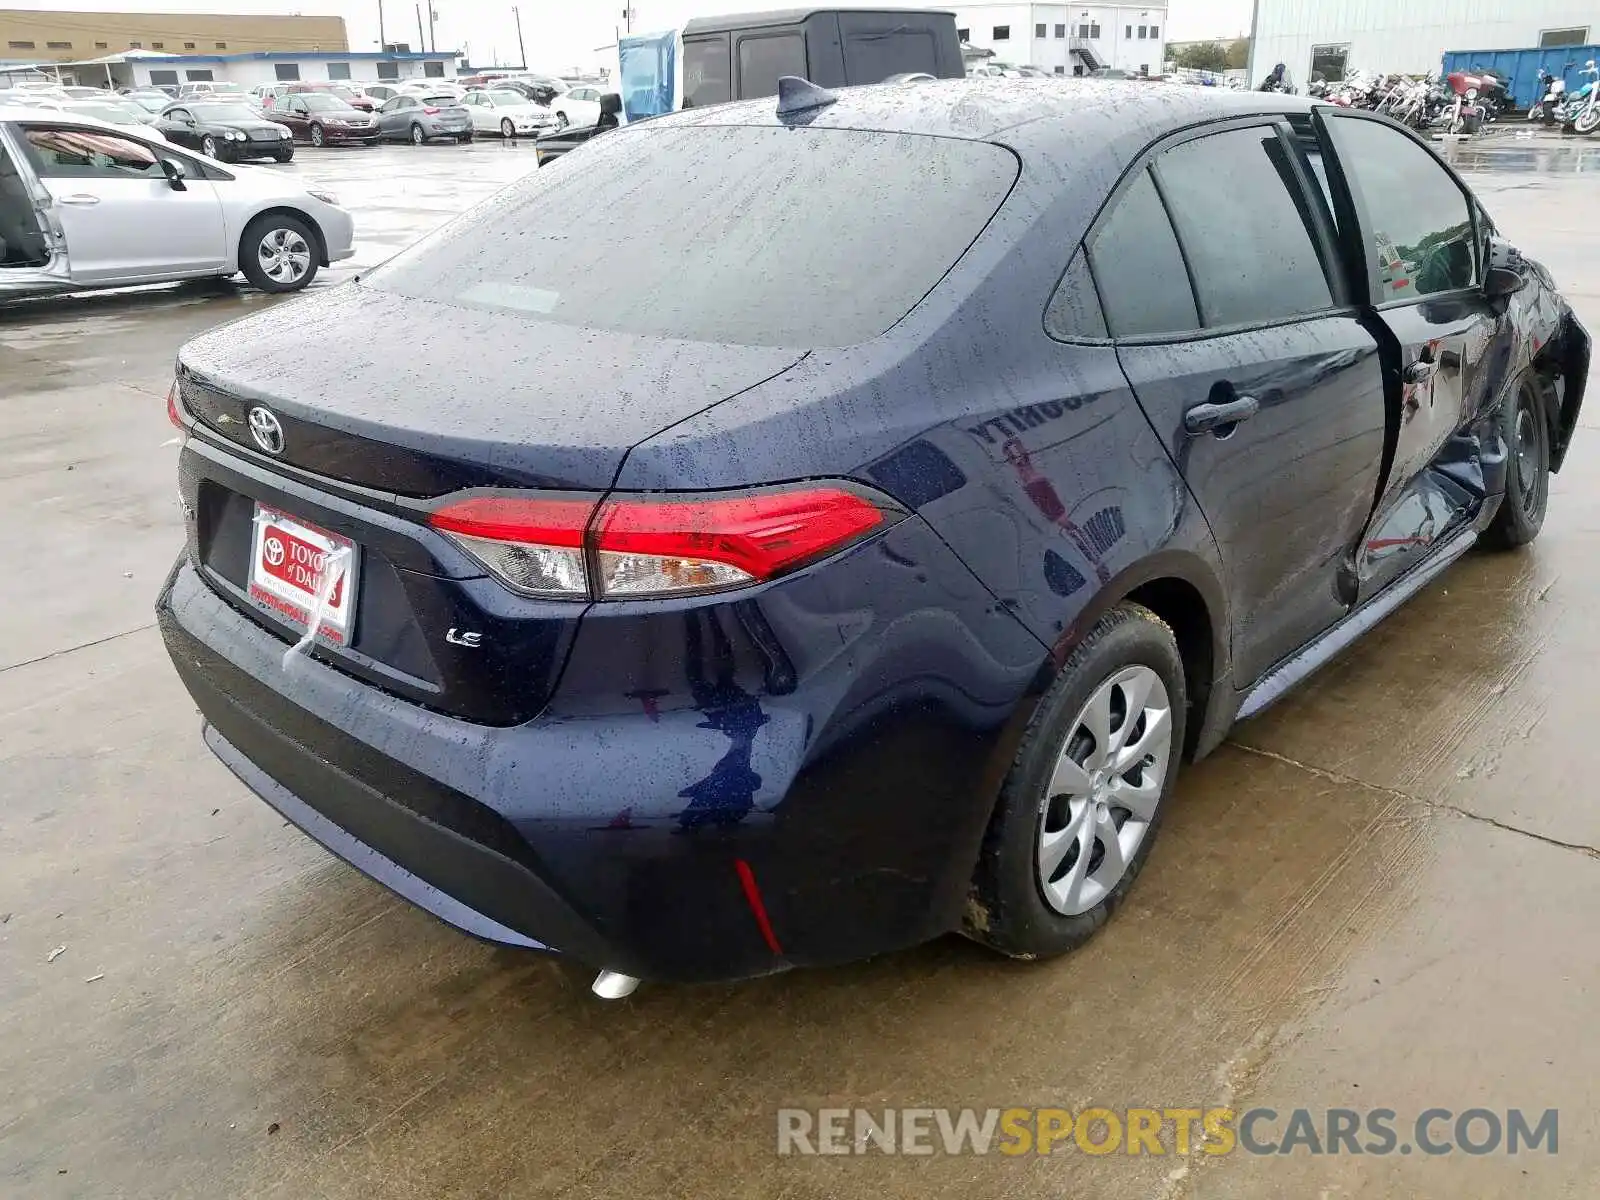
[656,77,1320,150]
[0,104,150,133]
[683,7,952,34]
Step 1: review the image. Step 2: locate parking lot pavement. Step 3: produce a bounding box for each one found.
[3,138,1600,1198]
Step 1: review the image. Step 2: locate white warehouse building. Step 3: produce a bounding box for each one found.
[951,3,1169,75]
[1250,0,1597,84]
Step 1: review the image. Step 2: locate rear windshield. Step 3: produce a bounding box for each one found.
[369,125,1016,347]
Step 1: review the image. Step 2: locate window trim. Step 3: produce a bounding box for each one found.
[1313,108,1485,312]
[1062,115,1358,346]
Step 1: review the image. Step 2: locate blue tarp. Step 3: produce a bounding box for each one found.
[618,31,677,123]
[1441,45,1600,109]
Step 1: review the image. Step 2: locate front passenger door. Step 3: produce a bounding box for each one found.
[19,126,224,282]
[277,98,310,140]
[158,107,199,150]
[1316,112,1503,597]
[1098,122,1390,687]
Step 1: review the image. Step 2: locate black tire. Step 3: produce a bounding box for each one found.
[500,117,516,139]
[966,603,1187,960]
[238,213,320,295]
[273,149,293,163]
[410,122,426,145]
[200,135,218,158]
[1483,375,1554,550]
[309,122,325,147]
[458,133,473,143]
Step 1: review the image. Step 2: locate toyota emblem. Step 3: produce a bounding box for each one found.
[248,406,285,455]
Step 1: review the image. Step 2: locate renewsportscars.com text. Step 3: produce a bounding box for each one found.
[776,1106,1558,1157]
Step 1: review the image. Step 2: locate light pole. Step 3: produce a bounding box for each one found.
[377,0,387,53]
[513,5,527,69]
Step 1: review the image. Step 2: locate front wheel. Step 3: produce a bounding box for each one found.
[500,117,516,139]
[309,122,325,147]
[273,149,293,163]
[239,213,319,294]
[1576,107,1600,135]
[1484,376,1554,550]
[457,133,473,143]
[966,603,1186,960]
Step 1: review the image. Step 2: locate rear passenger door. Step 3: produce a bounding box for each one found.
[1315,111,1502,598]
[1096,120,1389,687]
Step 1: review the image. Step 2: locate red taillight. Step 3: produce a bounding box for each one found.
[593,488,886,596]
[166,380,184,428]
[423,105,440,114]
[428,485,894,600]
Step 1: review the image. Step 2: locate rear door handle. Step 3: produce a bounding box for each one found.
[1184,395,1260,436]
[56,194,101,206]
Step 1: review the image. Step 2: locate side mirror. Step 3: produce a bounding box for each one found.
[159,157,188,191]
[1484,236,1527,299]
[599,91,622,116]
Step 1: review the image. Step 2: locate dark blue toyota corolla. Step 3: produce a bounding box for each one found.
[158,79,1588,993]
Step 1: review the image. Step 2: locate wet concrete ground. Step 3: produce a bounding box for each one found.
[3,136,1600,1198]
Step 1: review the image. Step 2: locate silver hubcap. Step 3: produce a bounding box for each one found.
[258,228,311,284]
[1037,665,1173,916]
[311,126,323,144]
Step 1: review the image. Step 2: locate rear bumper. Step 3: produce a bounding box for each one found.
[157,508,1044,982]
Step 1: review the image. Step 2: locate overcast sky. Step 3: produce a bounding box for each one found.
[13,1,1257,69]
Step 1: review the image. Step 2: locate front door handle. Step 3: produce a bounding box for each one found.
[56,194,101,206]
[1184,395,1260,436]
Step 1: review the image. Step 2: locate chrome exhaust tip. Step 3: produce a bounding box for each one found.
[591,969,641,1000]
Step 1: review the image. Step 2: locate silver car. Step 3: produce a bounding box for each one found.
[375,92,473,144]
[0,106,354,296]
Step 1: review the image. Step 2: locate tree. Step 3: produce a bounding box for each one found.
[1225,38,1251,70]
[1172,41,1228,73]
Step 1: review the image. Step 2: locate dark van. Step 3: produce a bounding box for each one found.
[680,8,965,105]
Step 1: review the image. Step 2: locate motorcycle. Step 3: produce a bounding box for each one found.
[1560,61,1600,134]
[1531,67,1567,125]
[1442,70,1489,134]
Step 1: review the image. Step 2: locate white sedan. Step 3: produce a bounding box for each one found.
[461,89,559,138]
[550,84,603,130]
[0,105,354,297]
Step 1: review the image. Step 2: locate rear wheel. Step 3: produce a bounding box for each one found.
[457,133,473,143]
[966,603,1187,960]
[1484,376,1553,549]
[239,213,319,294]
[500,117,516,138]
[309,122,326,147]
[410,122,426,145]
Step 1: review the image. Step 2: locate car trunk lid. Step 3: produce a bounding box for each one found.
[174,284,804,724]
[177,284,805,495]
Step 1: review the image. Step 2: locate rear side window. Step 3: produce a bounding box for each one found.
[1321,115,1476,302]
[369,126,1017,348]
[840,21,940,82]
[1151,126,1333,327]
[683,35,732,107]
[737,34,807,99]
[1045,250,1108,339]
[1086,169,1198,337]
